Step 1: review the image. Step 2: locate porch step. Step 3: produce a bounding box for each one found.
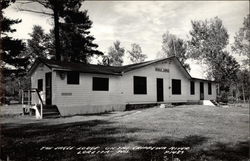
[210,100,220,106]
[42,105,60,118]
[200,100,216,106]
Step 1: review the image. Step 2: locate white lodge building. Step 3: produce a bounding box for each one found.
[28,56,217,117]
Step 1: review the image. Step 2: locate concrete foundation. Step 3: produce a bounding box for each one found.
[57,104,126,116]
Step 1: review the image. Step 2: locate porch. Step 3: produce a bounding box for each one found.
[22,89,60,119]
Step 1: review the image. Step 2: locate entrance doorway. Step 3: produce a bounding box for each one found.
[200,82,204,100]
[157,78,164,102]
[45,72,52,105]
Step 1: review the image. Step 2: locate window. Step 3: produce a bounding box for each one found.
[67,71,79,84]
[37,79,43,91]
[134,76,147,94]
[208,82,212,95]
[190,81,195,95]
[172,79,181,95]
[93,77,109,91]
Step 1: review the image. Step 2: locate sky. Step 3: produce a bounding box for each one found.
[4,1,249,78]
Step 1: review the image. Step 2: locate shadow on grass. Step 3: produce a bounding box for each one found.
[110,136,249,161]
[61,111,115,118]
[193,141,250,161]
[0,119,140,161]
[110,135,208,161]
[1,119,249,161]
[1,120,111,137]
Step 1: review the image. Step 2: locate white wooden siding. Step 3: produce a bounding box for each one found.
[31,64,52,104]
[121,59,192,103]
[30,60,217,115]
[187,81,216,101]
[53,72,123,106]
[204,82,217,100]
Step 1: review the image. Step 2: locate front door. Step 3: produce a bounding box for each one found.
[200,82,204,100]
[45,72,52,105]
[157,78,164,102]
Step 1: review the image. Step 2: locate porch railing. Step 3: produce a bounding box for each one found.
[21,88,44,119]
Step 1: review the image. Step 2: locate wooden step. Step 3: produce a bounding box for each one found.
[43,115,60,119]
[43,112,60,118]
[43,108,58,113]
[43,112,60,117]
[42,105,60,118]
[43,111,59,115]
[43,105,58,109]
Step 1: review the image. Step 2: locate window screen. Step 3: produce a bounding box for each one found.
[208,82,212,95]
[38,79,43,91]
[190,81,195,95]
[134,76,147,94]
[172,79,181,95]
[67,71,79,84]
[93,77,109,91]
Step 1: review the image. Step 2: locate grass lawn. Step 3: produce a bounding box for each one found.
[0,105,249,161]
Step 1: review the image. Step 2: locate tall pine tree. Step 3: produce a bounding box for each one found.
[1,0,28,70]
[58,2,103,63]
[19,0,103,63]
[1,0,29,104]
[26,25,53,62]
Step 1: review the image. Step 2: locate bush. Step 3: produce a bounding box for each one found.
[228,96,237,104]
[217,91,229,103]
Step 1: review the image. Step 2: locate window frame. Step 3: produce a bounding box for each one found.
[67,71,80,85]
[172,79,181,95]
[92,77,109,91]
[133,76,147,95]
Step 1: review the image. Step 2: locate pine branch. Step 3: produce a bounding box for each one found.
[18,8,52,16]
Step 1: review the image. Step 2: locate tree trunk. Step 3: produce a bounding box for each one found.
[236,83,239,103]
[53,0,61,61]
[0,2,5,105]
[242,84,246,103]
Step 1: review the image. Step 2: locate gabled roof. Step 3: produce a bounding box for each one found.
[28,56,184,76]
[28,56,215,82]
